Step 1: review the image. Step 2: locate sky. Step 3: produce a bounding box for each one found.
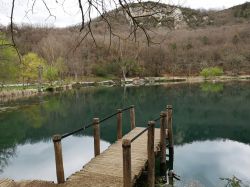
[0,0,249,27]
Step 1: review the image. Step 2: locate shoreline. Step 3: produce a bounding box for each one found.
[1,75,250,103]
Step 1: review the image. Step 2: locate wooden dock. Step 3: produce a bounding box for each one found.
[0,105,174,187]
[65,127,162,187]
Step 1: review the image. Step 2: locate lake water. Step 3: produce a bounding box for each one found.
[0,81,250,186]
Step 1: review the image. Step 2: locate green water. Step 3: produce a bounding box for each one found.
[0,82,250,186]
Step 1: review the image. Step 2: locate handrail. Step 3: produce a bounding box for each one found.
[130,127,149,142]
[130,115,162,143]
[52,105,135,183]
[58,105,134,140]
[152,116,161,122]
[52,104,173,185]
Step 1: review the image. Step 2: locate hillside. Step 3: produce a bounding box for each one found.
[97,1,250,30]
[207,2,250,25]
[0,2,250,83]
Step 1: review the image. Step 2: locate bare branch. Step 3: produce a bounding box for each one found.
[78,0,85,31]
[41,0,56,21]
[10,0,22,63]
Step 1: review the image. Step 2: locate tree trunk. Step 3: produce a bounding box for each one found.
[22,77,25,89]
[74,72,78,82]
[122,67,126,82]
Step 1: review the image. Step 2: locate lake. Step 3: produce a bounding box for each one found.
[0,81,250,186]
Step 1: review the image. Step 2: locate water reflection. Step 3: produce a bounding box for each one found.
[200,82,224,93]
[0,136,110,181]
[0,147,16,174]
[0,82,250,183]
[175,140,250,187]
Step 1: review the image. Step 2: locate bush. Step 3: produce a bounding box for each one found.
[121,59,142,77]
[92,64,108,77]
[201,36,210,45]
[225,55,246,75]
[45,66,59,85]
[200,67,224,78]
[92,62,120,77]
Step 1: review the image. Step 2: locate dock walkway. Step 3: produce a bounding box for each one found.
[0,105,174,187]
[65,127,161,187]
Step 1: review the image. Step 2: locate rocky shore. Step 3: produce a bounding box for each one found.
[1,76,250,103]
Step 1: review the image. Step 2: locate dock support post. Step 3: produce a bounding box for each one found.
[122,139,132,187]
[93,118,100,157]
[167,105,174,170]
[117,109,122,140]
[130,105,135,130]
[53,135,65,184]
[160,111,167,174]
[148,121,155,187]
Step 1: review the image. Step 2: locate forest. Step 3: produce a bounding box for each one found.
[0,2,250,85]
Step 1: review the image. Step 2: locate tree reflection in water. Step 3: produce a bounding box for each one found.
[0,81,250,184]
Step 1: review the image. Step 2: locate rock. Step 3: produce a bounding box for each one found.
[98,80,115,86]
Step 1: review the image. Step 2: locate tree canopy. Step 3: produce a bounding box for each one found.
[0,32,19,84]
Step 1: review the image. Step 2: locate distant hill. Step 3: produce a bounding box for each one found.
[208,2,250,26]
[1,2,250,79]
[87,1,250,30]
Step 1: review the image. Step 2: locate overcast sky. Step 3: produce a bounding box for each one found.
[0,0,249,27]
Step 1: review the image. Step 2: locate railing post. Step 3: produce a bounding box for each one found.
[93,118,100,157]
[160,111,167,174]
[130,105,136,130]
[53,135,65,184]
[147,121,155,187]
[122,139,132,187]
[167,105,174,170]
[117,109,122,140]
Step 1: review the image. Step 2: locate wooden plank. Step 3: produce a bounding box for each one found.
[0,127,162,187]
[0,179,15,187]
[0,179,56,187]
[65,127,161,187]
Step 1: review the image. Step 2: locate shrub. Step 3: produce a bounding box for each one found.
[105,62,120,76]
[232,34,240,45]
[92,62,120,77]
[92,64,109,77]
[200,67,224,79]
[225,55,246,75]
[45,66,59,85]
[201,36,210,45]
[121,59,142,77]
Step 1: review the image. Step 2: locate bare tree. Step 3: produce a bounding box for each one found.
[7,0,177,53]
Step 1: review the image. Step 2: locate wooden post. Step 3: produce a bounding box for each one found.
[147,121,155,187]
[167,105,174,148]
[117,109,122,140]
[166,105,174,170]
[53,135,65,184]
[160,111,167,174]
[93,118,100,157]
[130,105,135,130]
[122,139,132,187]
[168,170,174,185]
